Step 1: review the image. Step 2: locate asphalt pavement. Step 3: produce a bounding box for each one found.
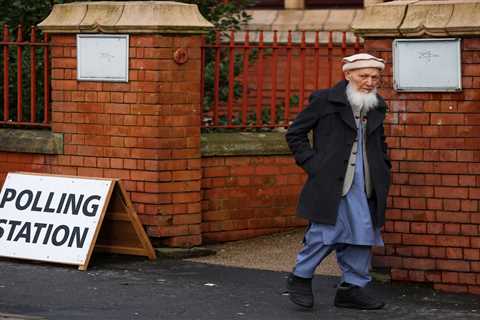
[0,253,479,320]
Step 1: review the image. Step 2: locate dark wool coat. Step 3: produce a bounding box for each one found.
[285,80,391,228]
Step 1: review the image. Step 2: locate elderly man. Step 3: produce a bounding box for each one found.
[285,53,391,310]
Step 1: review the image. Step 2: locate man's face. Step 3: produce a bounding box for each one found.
[344,68,380,93]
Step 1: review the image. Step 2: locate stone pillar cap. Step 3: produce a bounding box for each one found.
[38,1,213,34]
[353,0,480,37]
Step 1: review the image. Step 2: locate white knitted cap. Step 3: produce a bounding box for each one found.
[342,53,385,72]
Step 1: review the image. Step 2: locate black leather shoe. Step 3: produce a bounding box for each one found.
[334,283,385,310]
[286,273,314,308]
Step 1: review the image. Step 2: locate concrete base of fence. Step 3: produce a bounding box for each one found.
[0,129,63,155]
[201,132,290,156]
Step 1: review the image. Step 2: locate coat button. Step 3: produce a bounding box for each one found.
[350,163,355,166]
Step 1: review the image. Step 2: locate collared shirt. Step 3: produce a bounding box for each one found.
[342,105,373,197]
[314,120,383,246]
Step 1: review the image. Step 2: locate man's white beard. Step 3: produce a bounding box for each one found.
[346,82,378,113]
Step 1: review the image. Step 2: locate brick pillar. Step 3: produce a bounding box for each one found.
[354,1,480,294]
[40,2,212,247]
[364,37,480,295]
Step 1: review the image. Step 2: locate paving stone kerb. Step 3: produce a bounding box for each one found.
[352,0,480,295]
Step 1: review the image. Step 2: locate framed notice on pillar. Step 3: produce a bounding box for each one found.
[393,38,461,92]
[77,34,129,82]
[0,173,156,270]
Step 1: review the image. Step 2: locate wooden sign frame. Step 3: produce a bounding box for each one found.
[87,178,156,270]
[0,172,156,271]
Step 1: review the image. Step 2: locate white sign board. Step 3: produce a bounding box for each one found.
[77,34,129,82]
[0,173,113,266]
[393,38,461,92]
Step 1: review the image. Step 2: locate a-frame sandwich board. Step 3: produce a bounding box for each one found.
[0,172,156,271]
[84,180,156,270]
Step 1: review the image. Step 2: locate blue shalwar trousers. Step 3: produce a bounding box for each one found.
[293,119,383,288]
[293,225,374,287]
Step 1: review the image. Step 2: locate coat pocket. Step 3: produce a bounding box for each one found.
[302,154,323,177]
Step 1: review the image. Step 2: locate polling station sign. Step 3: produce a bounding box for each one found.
[0,173,113,267]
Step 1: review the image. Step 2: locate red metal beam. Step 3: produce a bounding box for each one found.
[328,31,333,87]
[43,32,49,124]
[227,31,235,126]
[299,31,306,110]
[213,31,220,126]
[284,31,292,127]
[255,31,264,126]
[16,25,23,122]
[241,31,249,126]
[30,26,37,123]
[3,24,9,122]
[270,31,278,127]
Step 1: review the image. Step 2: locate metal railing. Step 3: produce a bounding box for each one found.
[1,24,50,128]
[201,30,363,129]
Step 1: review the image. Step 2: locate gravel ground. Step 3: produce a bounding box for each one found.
[187,228,341,276]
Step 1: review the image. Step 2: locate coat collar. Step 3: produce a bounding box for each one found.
[367,95,387,135]
[327,80,349,105]
[327,80,356,131]
[327,79,386,135]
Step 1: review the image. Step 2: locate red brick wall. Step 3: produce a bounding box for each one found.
[201,155,307,243]
[0,33,204,248]
[0,154,50,183]
[367,38,480,294]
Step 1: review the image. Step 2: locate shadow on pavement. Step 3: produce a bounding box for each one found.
[0,254,478,320]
